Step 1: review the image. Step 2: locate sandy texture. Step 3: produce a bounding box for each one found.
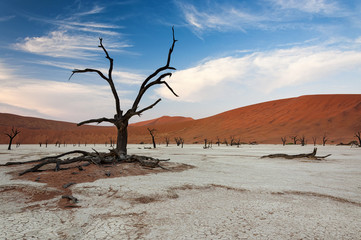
[1,144,360,239]
[1,94,361,145]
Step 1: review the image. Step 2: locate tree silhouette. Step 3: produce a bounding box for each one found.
[69,27,178,155]
[147,128,156,148]
[5,127,20,150]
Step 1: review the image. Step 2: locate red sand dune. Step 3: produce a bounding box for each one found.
[130,116,194,127]
[1,94,360,145]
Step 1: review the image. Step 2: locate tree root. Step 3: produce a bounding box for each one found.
[1,149,171,176]
[261,148,331,160]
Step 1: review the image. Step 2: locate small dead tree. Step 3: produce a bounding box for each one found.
[165,137,170,147]
[281,137,287,146]
[69,27,178,156]
[216,136,221,146]
[312,137,317,146]
[230,136,235,146]
[322,133,328,146]
[290,135,298,145]
[299,135,306,146]
[223,138,228,146]
[355,131,361,147]
[147,128,156,148]
[5,127,20,150]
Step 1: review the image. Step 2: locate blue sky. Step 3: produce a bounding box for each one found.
[1,0,361,124]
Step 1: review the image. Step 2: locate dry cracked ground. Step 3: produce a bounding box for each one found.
[1,144,360,239]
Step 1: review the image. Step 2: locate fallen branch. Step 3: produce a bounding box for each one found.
[2,149,170,175]
[261,148,331,160]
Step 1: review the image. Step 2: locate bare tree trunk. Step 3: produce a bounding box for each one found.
[116,122,128,155]
[7,138,13,150]
[147,128,156,148]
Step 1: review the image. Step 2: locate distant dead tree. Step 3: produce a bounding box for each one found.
[230,136,235,146]
[312,137,317,146]
[39,142,42,147]
[147,128,156,148]
[300,135,306,146]
[165,137,170,146]
[203,139,212,149]
[216,136,221,146]
[281,137,287,146]
[223,138,228,146]
[235,138,241,147]
[174,137,184,148]
[355,131,361,147]
[322,133,328,146]
[290,135,298,145]
[109,137,114,148]
[5,127,20,150]
[69,27,178,156]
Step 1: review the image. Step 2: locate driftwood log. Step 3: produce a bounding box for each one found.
[0,149,170,175]
[261,148,331,160]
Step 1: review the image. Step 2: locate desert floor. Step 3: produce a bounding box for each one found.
[0,144,360,239]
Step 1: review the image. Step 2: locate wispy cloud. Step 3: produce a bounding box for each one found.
[13,31,130,59]
[177,1,269,35]
[157,41,361,102]
[14,4,129,59]
[74,5,105,16]
[0,15,15,22]
[271,0,339,14]
[177,0,351,36]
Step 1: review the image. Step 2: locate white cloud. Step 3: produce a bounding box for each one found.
[0,62,133,122]
[14,31,130,59]
[157,44,361,102]
[177,2,268,34]
[272,0,339,14]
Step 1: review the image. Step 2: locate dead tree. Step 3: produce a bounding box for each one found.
[281,137,287,146]
[5,127,20,150]
[230,136,235,146]
[312,137,317,146]
[299,135,306,146]
[203,139,212,149]
[69,27,178,156]
[223,138,228,146]
[290,135,298,145]
[147,128,156,148]
[180,138,184,148]
[216,136,221,146]
[322,133,328,146]
[165,137,170,146]
[1,28,178,175]
[355,131,361,147]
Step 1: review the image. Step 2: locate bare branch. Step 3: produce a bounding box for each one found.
[134,99,162,117]
[131,27,178,113]
[69,38,122,116]
[69,68,108,82]
[78,117,115,126]
[160,81,178,97]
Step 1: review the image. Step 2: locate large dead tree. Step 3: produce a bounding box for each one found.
[5,127,20,150]
[69,27,178,155]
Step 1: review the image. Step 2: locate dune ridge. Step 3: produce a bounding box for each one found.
[1,94,360,145]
